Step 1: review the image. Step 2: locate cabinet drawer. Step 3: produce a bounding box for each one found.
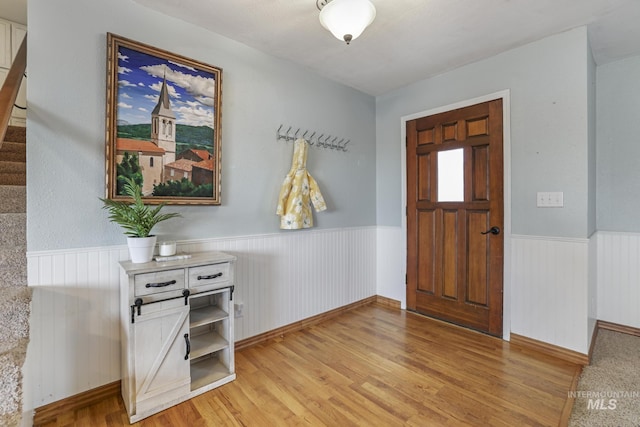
[188,263,230,292]
[134,269,185,297]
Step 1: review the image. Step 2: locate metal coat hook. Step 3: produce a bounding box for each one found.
[319,136,327,148]
[275,124,350,152]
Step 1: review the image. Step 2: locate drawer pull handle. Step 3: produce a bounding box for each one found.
[184,333,190,360]
[145,280,177,288]
[197,273,223,280]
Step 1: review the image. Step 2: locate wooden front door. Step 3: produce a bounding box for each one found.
[406,99,504,336]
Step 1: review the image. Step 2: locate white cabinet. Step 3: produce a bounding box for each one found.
[119,251,236,423]
[0,20,10,69]
[0,18,26,126]
[11,23,26,63]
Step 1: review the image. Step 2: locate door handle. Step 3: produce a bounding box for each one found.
[184,333,190,360]
[481,226,500,235]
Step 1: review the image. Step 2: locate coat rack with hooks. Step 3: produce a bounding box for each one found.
[276,125,350,152]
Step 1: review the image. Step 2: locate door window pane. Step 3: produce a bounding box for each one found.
[438,149,464,202]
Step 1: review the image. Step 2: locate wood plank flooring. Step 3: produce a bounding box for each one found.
[36,304,580,426]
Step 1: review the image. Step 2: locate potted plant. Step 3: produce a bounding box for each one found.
[100,177,181,263]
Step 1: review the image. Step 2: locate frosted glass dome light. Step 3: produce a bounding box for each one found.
[318,0,376,45]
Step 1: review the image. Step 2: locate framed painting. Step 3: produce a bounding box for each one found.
[105,33,223,205]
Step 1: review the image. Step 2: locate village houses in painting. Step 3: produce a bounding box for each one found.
[115,75,213,196]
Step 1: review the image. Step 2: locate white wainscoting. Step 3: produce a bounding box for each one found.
[25,227,377,408]
[29,228,631,409]
[588,235,598,346]
[596,231,640,329]
[510,234,590,354]
[376,226,405,307]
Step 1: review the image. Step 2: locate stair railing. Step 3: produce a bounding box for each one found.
[0,36,27,147]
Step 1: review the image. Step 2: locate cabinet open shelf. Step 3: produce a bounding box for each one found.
[190,355,230,391]
[190,329,228,360]
[190,305,228,328]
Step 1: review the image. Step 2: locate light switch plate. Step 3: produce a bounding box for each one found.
[537,192,564,208]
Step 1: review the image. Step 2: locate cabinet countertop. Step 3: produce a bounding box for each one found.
[119,251,236,275]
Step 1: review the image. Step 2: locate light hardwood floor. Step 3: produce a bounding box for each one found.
[36,304,580,426]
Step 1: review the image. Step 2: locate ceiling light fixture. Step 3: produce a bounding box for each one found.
[316,0,376,45]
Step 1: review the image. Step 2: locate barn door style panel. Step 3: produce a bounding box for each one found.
[132,299,191,415]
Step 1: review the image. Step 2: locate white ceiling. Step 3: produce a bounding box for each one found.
[129,0,640,96]
[4,0,640,96]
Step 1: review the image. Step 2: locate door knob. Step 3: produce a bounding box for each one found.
[481,226,500,235]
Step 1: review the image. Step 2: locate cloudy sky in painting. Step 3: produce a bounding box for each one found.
[116,46,216,128]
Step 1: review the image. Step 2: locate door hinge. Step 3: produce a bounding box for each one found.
[405,274,407,285]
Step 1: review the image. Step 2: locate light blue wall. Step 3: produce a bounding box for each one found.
[26,0,376,251]
[587,37,597,237]
[597,55,640,232]
[376,27,592,239]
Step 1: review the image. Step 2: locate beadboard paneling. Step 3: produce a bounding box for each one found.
[588,234,598,344]
[376,226,405,307]
[596,231,640,329]
[510,235,589,354]
[25,227,377,408]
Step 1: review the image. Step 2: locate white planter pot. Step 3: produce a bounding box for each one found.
[127,236,157,263]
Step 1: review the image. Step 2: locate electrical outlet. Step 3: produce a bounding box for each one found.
[234,303,244,318]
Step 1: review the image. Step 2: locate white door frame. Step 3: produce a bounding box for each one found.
[400,89,512,340]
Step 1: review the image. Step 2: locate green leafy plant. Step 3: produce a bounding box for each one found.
[100,177,181,237]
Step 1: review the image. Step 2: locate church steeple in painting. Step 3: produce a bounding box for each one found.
[151,70,176,164]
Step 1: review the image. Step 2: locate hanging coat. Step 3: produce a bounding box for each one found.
[276,138,326,229]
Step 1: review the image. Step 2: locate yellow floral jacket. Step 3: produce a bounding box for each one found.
[276,139,327,229]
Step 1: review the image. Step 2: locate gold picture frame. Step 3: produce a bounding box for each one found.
[105,33,223,205]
